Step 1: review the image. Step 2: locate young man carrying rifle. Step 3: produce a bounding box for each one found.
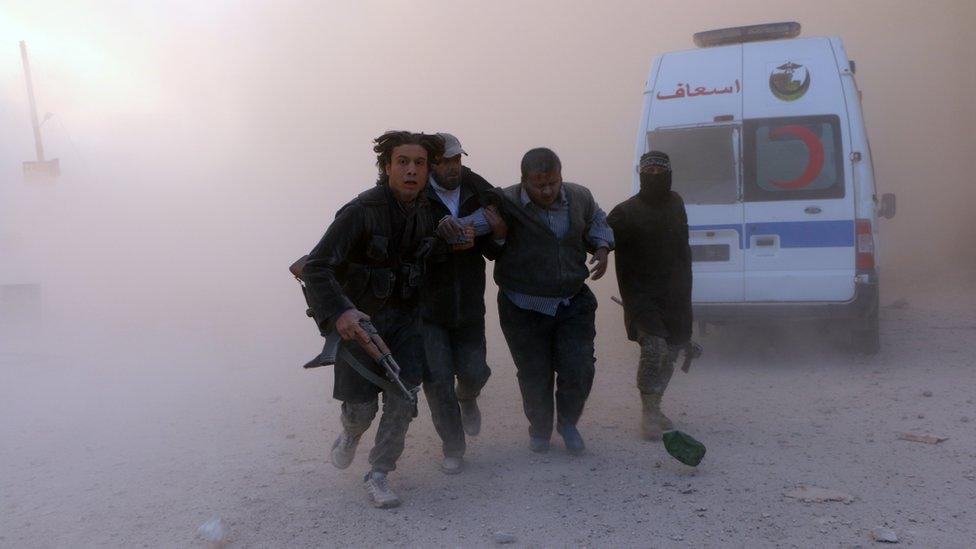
[300,131,445,509]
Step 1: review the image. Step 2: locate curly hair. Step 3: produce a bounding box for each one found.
[372,131,445,185]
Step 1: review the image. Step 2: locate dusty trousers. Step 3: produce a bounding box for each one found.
[637,332,679,396]
[332,307,423,473]
[340,392,415,474]
[498,287,597,440]
[421,319,491,458]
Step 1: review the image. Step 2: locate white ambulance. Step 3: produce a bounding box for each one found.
[633,22,895,353]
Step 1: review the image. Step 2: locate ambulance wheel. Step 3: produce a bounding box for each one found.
[852,313,880,355]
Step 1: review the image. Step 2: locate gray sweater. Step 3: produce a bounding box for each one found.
[494,182,605,298]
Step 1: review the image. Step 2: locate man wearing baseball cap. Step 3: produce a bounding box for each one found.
[420,132,506,474]
[607,150,693,440]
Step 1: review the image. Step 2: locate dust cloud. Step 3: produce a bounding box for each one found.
[2,1,975,546]
[2,1,974,354]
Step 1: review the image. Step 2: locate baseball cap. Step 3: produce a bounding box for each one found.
[437,132,468,158]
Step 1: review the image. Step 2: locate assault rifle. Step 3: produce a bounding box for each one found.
[609,295,702,372]
[289,255,418,405]
[679,341,703,373]
[354,318,419,405]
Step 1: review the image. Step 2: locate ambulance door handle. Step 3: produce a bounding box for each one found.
[804,206,822,214]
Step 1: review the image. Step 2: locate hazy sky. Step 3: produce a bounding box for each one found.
[1,1,974,357]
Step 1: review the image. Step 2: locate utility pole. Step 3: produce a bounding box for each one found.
[19,41,59,181]
[20,41,45,162]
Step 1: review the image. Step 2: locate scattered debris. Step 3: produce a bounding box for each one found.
[198,517,229,548]
[886,298,909,310]
[897,432,948,444]
[870,526,899,543]
[784,485,853,504]
[921,391,933,397]
[493,531,516,544]
[961,416,971,423]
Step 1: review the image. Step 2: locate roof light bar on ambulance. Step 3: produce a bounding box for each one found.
[693,22,801,48]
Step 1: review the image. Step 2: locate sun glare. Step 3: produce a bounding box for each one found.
[0,10,161,118]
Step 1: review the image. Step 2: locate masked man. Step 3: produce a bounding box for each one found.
[607,150,693,440]
[302,131,444,508]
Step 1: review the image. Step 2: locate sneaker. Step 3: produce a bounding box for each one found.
[330,430,361,470]
[529,436,550,453]
[556,423,585,455]
[363,472,401,509]
[458,399,482,436]
[439,456,464,475]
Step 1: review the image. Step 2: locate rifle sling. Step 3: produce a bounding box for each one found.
[336,345,412,402]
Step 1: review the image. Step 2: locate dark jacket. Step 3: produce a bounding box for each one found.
[421,167,501,328]
[493,182,598,297]
[607,191,693,344]
[302,184,435,328]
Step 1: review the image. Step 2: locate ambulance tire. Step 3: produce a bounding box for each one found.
[852,312,880,355]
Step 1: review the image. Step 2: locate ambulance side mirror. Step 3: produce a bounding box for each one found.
[879,193,896,219]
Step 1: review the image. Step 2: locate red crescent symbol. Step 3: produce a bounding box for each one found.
[768,125,824,189]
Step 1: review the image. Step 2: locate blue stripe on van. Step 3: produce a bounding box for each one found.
[747,220,854,248]
[690,220,854,249]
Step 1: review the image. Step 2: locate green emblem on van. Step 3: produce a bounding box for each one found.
[769,61,810,101]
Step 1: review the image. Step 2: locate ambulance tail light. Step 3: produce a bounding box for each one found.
[855,219,875,270]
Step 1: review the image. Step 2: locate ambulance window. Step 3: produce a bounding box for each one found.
[647,126,738,204]
[744,115,844,201]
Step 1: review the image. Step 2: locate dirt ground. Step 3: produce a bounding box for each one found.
[2,281,975,548]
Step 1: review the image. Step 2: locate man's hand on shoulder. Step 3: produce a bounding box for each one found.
[484,205,507,240]
[335,308,371,345]
[589,247,609,280]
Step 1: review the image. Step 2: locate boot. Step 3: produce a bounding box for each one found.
[330,430,362,470]
[458,398,482,436]
[363,471,401,509]
[640,393,674,441]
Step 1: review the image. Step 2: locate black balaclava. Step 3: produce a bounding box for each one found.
[638,150,672,203]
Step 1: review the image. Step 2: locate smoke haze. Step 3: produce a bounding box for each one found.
[2,2,975,353]
[2,1,976,545]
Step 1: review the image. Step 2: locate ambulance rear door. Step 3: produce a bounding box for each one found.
[741,38,856,302]
[646,45,744,303]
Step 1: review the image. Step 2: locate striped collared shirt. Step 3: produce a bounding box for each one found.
[503,185,614,316]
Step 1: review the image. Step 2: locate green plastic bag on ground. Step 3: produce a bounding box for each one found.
[662,429,706,466]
